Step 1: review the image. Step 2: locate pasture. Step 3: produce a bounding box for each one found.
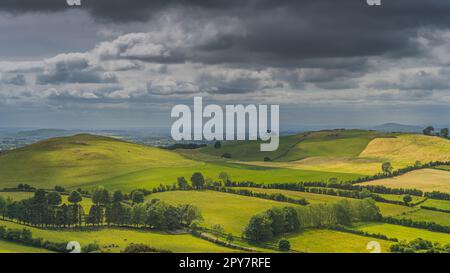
[283,229,392,253]
[0,240,53,253]
[354,223,450,245]
[361,169,450,193]
[0,220,238,253]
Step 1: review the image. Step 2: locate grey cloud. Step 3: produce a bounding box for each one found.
[0,74,26,86]
[368,69,450,91]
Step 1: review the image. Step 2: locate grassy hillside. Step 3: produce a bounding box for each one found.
[194,129,384,162]
[0,134,362,191]
[362,169,450,193]
[230,133,450,176]
[0,134,197,189]
[360,134,450,168]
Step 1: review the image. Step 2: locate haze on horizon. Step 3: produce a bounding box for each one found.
[1,1,450,130]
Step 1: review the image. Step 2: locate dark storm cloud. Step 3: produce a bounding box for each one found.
[36,70,117,85]
[2,0,450,66]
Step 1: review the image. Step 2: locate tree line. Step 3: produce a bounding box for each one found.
[0,188,203,231]
[243,198,381,242]
[382,217,450,234]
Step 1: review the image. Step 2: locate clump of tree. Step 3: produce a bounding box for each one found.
[391,238,450,253]
[423,126,449,139]
[1,189,84,228]
[244,199,381,242]
[278,239,291,251]
[403,194,412,205]
[243,207,300,242]
[191,172,205,189]
[423,126,434,136]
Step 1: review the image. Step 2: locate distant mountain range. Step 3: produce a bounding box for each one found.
[370,123,423,133]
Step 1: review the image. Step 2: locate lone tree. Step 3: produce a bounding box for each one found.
[382,162,393,174]
[423,126,434,136]
[278,239,291,251]
[403,195,412,204]
[191,172,205,189]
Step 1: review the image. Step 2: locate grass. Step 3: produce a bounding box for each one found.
[282,229,392,253]
[232,187,415,217]
[282,130,383,161]
[361,169,450,193]
[360,134,450,169]
[194,129,384,163]
[148,190,300,235]
[421,199,450,211]
[378,194,425,204]
[0,134,361,192]
[0,191,33,201]
[393,209,450,227]
[194,133,308,162]
[0,239,53,253]
[0,219,239,253]
[354,222,450,245]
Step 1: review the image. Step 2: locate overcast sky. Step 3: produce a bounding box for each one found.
[1,0,450,130]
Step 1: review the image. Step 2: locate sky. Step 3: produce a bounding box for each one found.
[1,0,450,130]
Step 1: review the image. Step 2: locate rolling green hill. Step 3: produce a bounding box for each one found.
[193,129,387,162]
[0,134,361,191]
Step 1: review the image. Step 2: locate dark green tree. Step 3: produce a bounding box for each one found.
[278,239,291,251]
[191,172,205,189]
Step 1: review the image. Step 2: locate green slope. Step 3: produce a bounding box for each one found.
[0,134,361,191]
[193,129,388,162]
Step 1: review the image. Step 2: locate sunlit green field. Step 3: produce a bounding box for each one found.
[232,187,415,217]
[394,209,450,227]
[95,163,360,192]
[0,134,361,192]
[379,194,425,204]
[282,229,392,253]
[421,199,450,211]
[0,239,53,253]
[362,169,450,193]
[0,220,238,253]
[195,130,385,162]
[353,222,450,245]
[148,190,300,235]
